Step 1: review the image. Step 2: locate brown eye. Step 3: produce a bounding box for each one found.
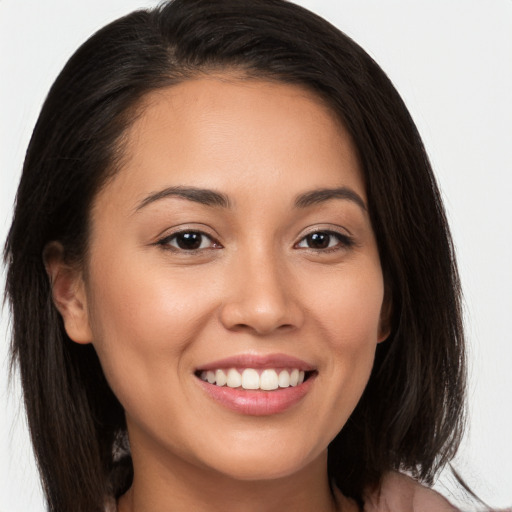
[305,232,330,249]
[159,231,219,251]
[296,231,353,251]
[175,232,203,250]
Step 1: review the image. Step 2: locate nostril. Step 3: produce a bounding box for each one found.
[218,282,304,334]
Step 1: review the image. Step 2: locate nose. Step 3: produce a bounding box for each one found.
[219,249,304,336]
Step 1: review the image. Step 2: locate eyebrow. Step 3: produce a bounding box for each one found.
[135,186,231,211]
[294,187,367,211]
[135,185,366,213]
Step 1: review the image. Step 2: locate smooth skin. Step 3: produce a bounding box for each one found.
[47,76,390,512]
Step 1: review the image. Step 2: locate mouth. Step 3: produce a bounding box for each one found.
[196,367,314,390]
[194,354,317,415]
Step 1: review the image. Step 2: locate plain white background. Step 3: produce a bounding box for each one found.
[1,1,511,510]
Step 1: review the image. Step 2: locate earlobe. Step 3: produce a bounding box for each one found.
[43,242,93,345]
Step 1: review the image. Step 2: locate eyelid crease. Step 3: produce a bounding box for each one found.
[295,221,356,243]
[152,221,223,243]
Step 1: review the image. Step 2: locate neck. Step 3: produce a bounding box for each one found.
[118,445,345,512]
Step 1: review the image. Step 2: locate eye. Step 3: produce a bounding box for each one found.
[158,231,220,251]
[296,231,352,251]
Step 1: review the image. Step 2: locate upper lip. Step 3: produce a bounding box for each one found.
[196,353,315,372]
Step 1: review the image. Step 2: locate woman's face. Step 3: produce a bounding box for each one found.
[74,77,389,481]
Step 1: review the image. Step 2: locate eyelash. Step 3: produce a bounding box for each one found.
[294,230,354,253]
[156,229,354,254]
[157,230,221,252]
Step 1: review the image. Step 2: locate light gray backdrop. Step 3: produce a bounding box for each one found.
[1,1,511,510]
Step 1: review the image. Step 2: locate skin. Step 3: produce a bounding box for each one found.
[48,77,390,512]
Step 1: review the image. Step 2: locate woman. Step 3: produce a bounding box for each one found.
[1,0,482,510]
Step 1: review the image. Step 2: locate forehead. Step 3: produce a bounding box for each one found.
[95,76,365,212]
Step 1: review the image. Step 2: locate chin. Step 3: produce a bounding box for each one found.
[210,460,309,482]
[194,438,325,482]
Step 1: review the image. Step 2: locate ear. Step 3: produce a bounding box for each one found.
[377,288,393,343]
[43,242,93,344]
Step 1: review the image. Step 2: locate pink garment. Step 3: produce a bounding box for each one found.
[362,472,512,512]
[362,471,459,511]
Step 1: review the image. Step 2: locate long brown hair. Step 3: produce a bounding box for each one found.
[4,1,465,510]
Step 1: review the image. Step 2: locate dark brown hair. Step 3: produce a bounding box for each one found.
[4,1,466,511]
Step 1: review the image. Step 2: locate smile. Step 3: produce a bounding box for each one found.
[198,368,306,390]
[195,354,316,415]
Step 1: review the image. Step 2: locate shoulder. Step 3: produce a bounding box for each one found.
[363,471,459,512]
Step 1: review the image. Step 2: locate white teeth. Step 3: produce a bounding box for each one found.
[278,370,290,388]
[215,369,227,387]
[199,368,309,390]
[242,368,260,389]
[226,368,242,388]
[261,369,279,390]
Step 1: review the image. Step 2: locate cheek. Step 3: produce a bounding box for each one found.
[310,258,385,345]
[88,245,216,333]
[84,250,218,400]
[330,271,383,378]
[305,260,384,426]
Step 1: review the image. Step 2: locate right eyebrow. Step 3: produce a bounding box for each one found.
[134,186,232,212]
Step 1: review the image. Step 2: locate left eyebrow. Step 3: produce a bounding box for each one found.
[294,187,367,211]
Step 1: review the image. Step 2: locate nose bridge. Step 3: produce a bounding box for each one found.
[219,242,301,334]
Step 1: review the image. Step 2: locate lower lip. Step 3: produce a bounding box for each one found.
[196,374,316,416]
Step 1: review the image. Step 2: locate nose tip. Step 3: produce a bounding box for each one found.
[220,301,295,335]
[218,262,303,335]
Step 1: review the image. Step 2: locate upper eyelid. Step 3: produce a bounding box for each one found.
[156,225,220,241]
[295,225,353,241]
[296,230,352,243]
[160,228,213,239]
[299,222,353,235]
